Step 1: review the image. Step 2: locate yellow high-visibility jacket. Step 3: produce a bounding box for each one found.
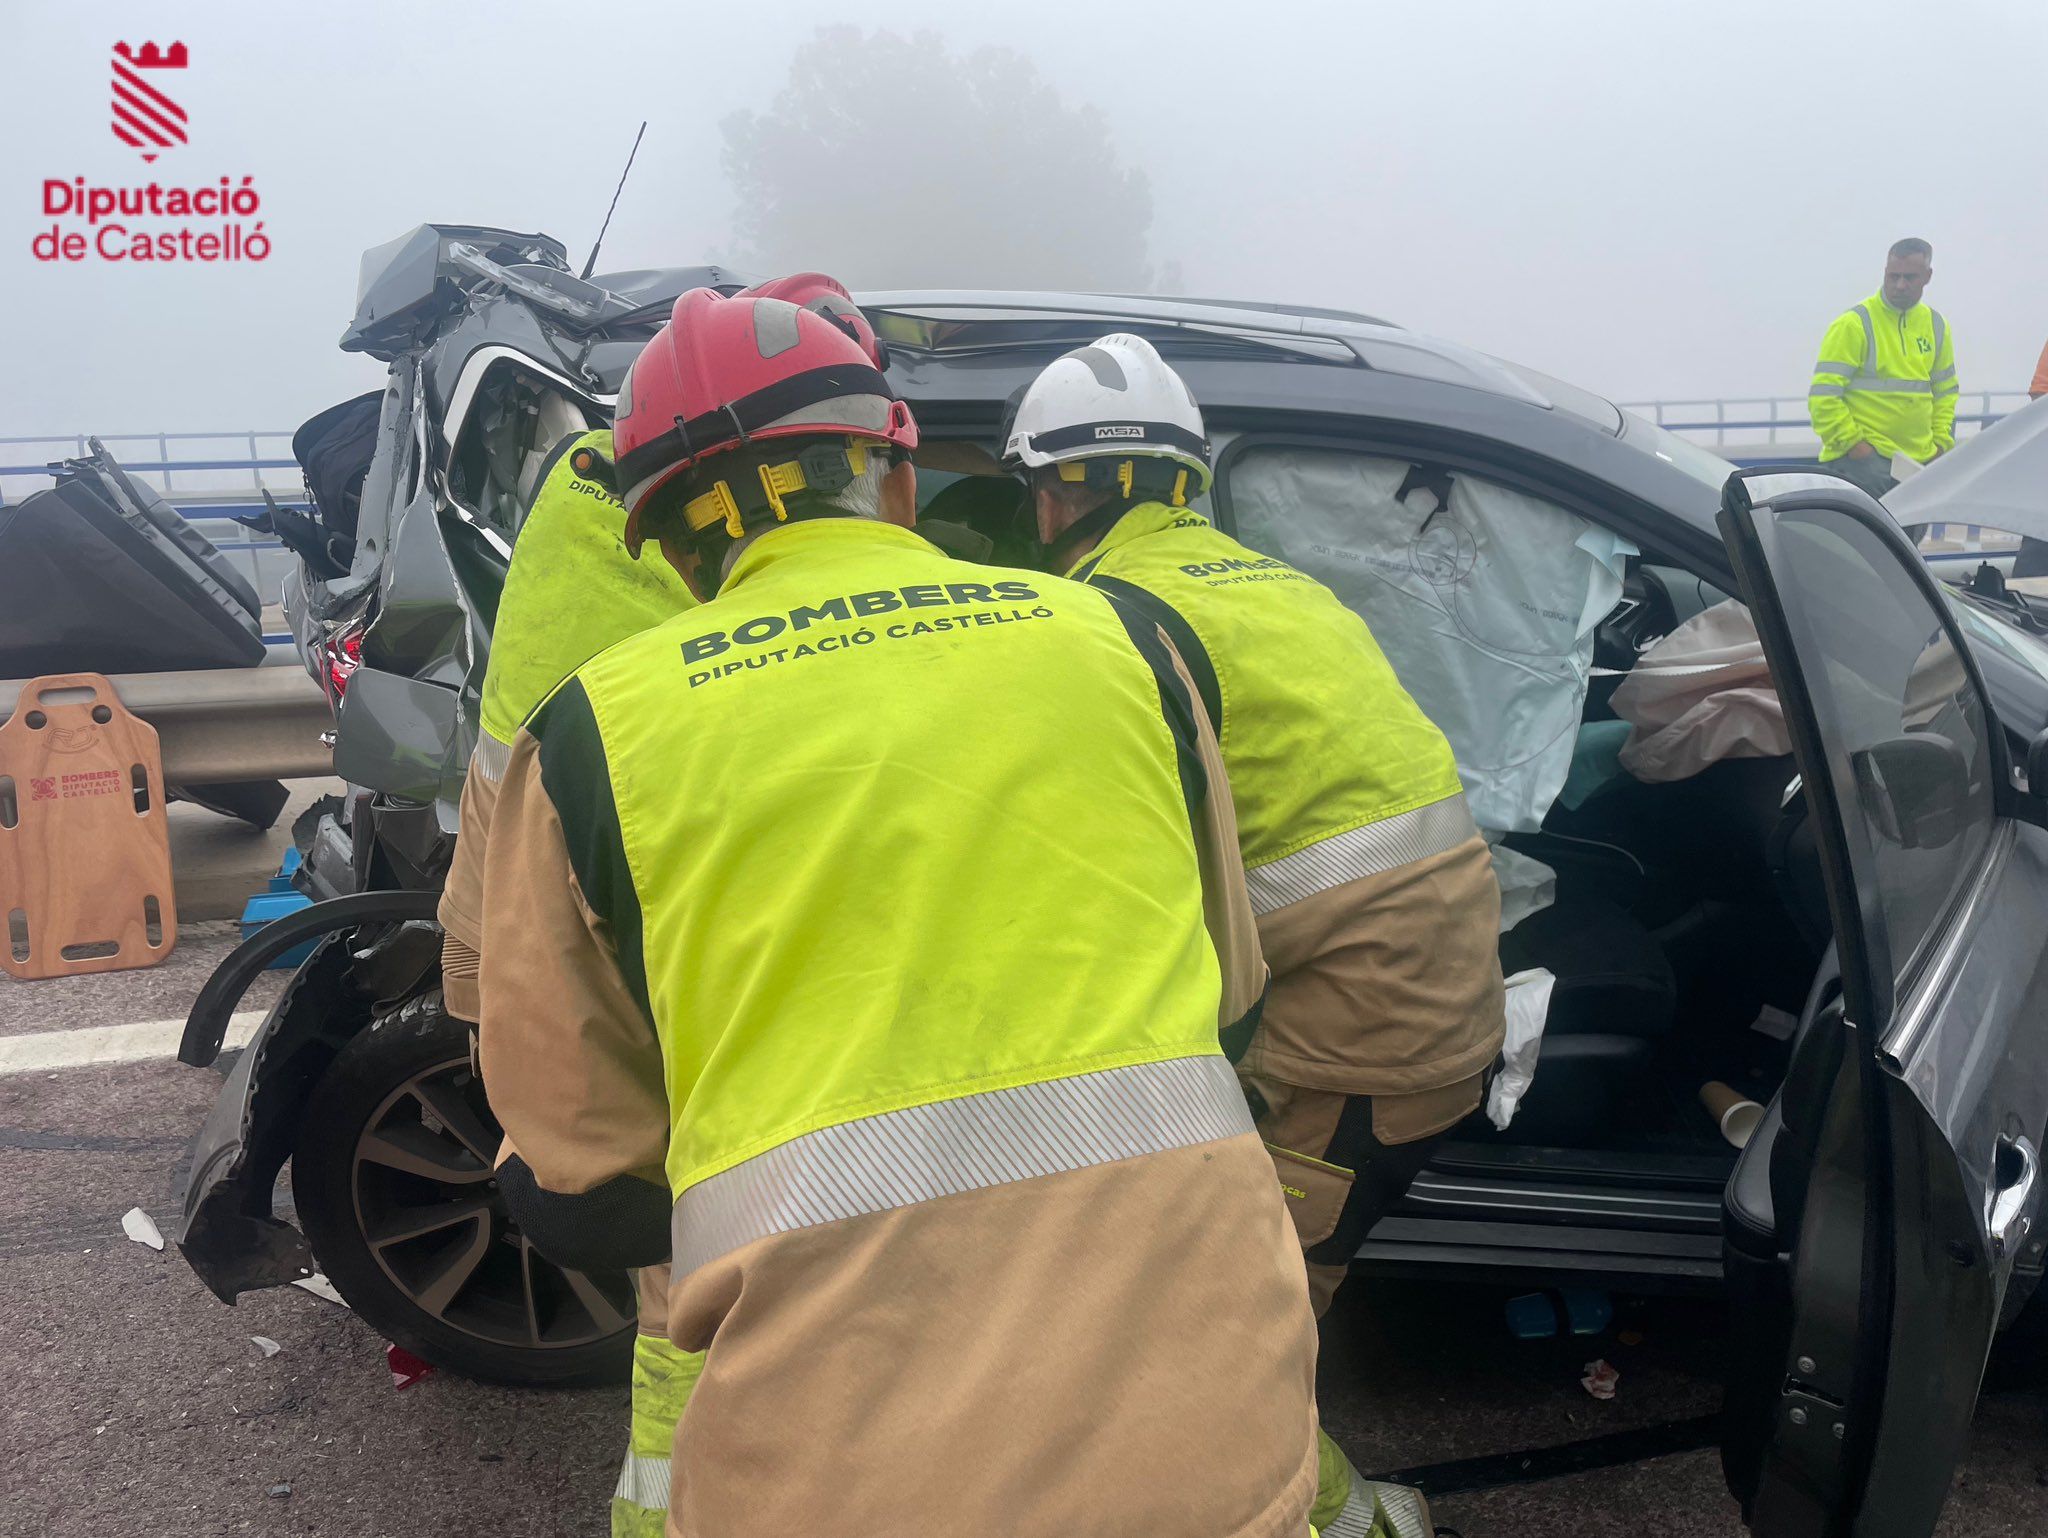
[476,517,1318,1537]
[1809,294,1958,463]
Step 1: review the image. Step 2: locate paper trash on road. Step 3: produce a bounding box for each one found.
[1581,1359,1621,1400]
[251,1336,282,1357]
[121,1207,165,1251]
[291,1273,347,1307]
[386,1343,436,1390]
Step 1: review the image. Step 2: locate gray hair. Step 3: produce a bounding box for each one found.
[719,445,891,574]
[818,450,890,519]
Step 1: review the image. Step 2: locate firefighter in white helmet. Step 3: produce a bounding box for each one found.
[1008,333,1504,1538]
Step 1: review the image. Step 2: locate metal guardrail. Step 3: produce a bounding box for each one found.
[1619,392,2028,448]
[0,431,299,497]
[0,666,334,784]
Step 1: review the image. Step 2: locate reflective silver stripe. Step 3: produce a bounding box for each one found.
[1323,1477,1376,1538]
[1363,1481,1431,1538]
[1932,308,1947,359]
[1811,359,1855,380]
[1930,365,1957,383]
[1326,1477,1432,1538]
[1243,793,1478,916]
[613,1452,671,1511]
[1854,304,1879,381]
[670,1054,1251,1279]
[473,729,512,784]
[1848,377,1932,394]
[1809,383,1847,398]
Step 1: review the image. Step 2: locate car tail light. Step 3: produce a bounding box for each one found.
[322,628,364,703]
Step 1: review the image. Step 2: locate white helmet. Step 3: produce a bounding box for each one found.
[1002,334,1212,501]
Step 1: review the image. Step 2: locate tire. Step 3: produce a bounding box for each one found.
[293,989,636,1387]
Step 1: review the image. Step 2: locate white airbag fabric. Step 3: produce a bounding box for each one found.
[1231,449,1632,835]
[1610,599,1790,783]
[1486,968,1557,1130]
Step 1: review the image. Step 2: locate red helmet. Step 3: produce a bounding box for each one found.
[614,288,917,550]
[736,272,889,371]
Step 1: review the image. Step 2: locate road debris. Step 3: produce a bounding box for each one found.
[121,1207,164,1250]
[268,1483,292,1499]
[386,1344,435,1390]
[251,1336,282,1357]
[1581,1359,1620,1400]
[292,1273,347,1306]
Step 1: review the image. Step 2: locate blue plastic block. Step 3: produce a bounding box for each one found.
[1504,1292,1558,1339]
[1504,1287,1614,1340]
[240,879,315,970]
[1559,1287,1614,1336]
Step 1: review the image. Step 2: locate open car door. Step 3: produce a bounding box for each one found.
[1715,470,2048,1536]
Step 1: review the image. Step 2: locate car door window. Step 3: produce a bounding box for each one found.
[1226,443,1633,837]
[1765,505,1995,982]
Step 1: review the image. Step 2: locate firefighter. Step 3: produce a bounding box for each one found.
[472,288,1323,1536]
[1008,332,1502,1538]
[438,275,893,1537]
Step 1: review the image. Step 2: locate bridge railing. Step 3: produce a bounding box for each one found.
[0,433,304,613]
[1618,392,2029,450]
[0,430,301,499]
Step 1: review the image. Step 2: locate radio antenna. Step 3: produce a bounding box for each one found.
[581,121,647,280]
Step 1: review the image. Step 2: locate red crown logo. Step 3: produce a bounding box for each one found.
[111,40,190,162]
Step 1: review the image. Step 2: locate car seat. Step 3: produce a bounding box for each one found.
[1490,896,1678,1145]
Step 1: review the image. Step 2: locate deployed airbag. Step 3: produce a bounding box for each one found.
[1231,448,1632,835]
[1611,600,1789,783]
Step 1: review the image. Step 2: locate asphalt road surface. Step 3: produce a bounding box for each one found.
[4,928,2044,1536]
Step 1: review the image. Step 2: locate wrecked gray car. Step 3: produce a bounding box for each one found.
[178,226,749,1383]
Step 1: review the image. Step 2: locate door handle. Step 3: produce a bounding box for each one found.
[1987,1133,2038,1260]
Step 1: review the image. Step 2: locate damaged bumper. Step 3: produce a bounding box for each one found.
[175,892,442,1301]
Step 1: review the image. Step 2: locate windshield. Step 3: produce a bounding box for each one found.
[1619,410,1739,492]
[1945,588,2048,689]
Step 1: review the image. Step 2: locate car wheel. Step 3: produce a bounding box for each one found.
[292,989,636,1386]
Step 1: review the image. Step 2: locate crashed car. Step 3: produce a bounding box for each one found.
[179,249,2048,1533]
[1886,392,2048,633]
[178,227,751,1386]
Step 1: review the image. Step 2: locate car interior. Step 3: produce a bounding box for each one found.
[903,436,1837,1239]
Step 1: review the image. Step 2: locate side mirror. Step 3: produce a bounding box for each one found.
[1852,733,1971,850]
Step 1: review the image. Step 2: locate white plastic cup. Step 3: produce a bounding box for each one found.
[1700,1080,1765,1150]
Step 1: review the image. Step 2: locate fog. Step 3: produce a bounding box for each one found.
[3,0,2044,443]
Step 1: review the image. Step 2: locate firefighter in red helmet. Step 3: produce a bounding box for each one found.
[472,286,1321,1535]
[437,275,897,1536]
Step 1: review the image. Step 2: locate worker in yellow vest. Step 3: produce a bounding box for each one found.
[1809,237,1960,498]
[1007,333,1501,1538]
[473,288,1323,1536]
[439,275,892,1537]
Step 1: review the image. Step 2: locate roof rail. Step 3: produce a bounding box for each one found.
[855,290,1550,408]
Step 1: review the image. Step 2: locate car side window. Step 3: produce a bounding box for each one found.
[1768,506,1995,981]
[1225,443,1633,839]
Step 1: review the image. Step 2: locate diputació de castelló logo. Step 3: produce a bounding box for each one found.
[33,40,272,264]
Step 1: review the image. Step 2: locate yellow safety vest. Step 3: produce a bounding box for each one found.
[525,517,1247,1270]
[477,429,696,768]
[1809,295,1959,463]
[1070,502,1471,915]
